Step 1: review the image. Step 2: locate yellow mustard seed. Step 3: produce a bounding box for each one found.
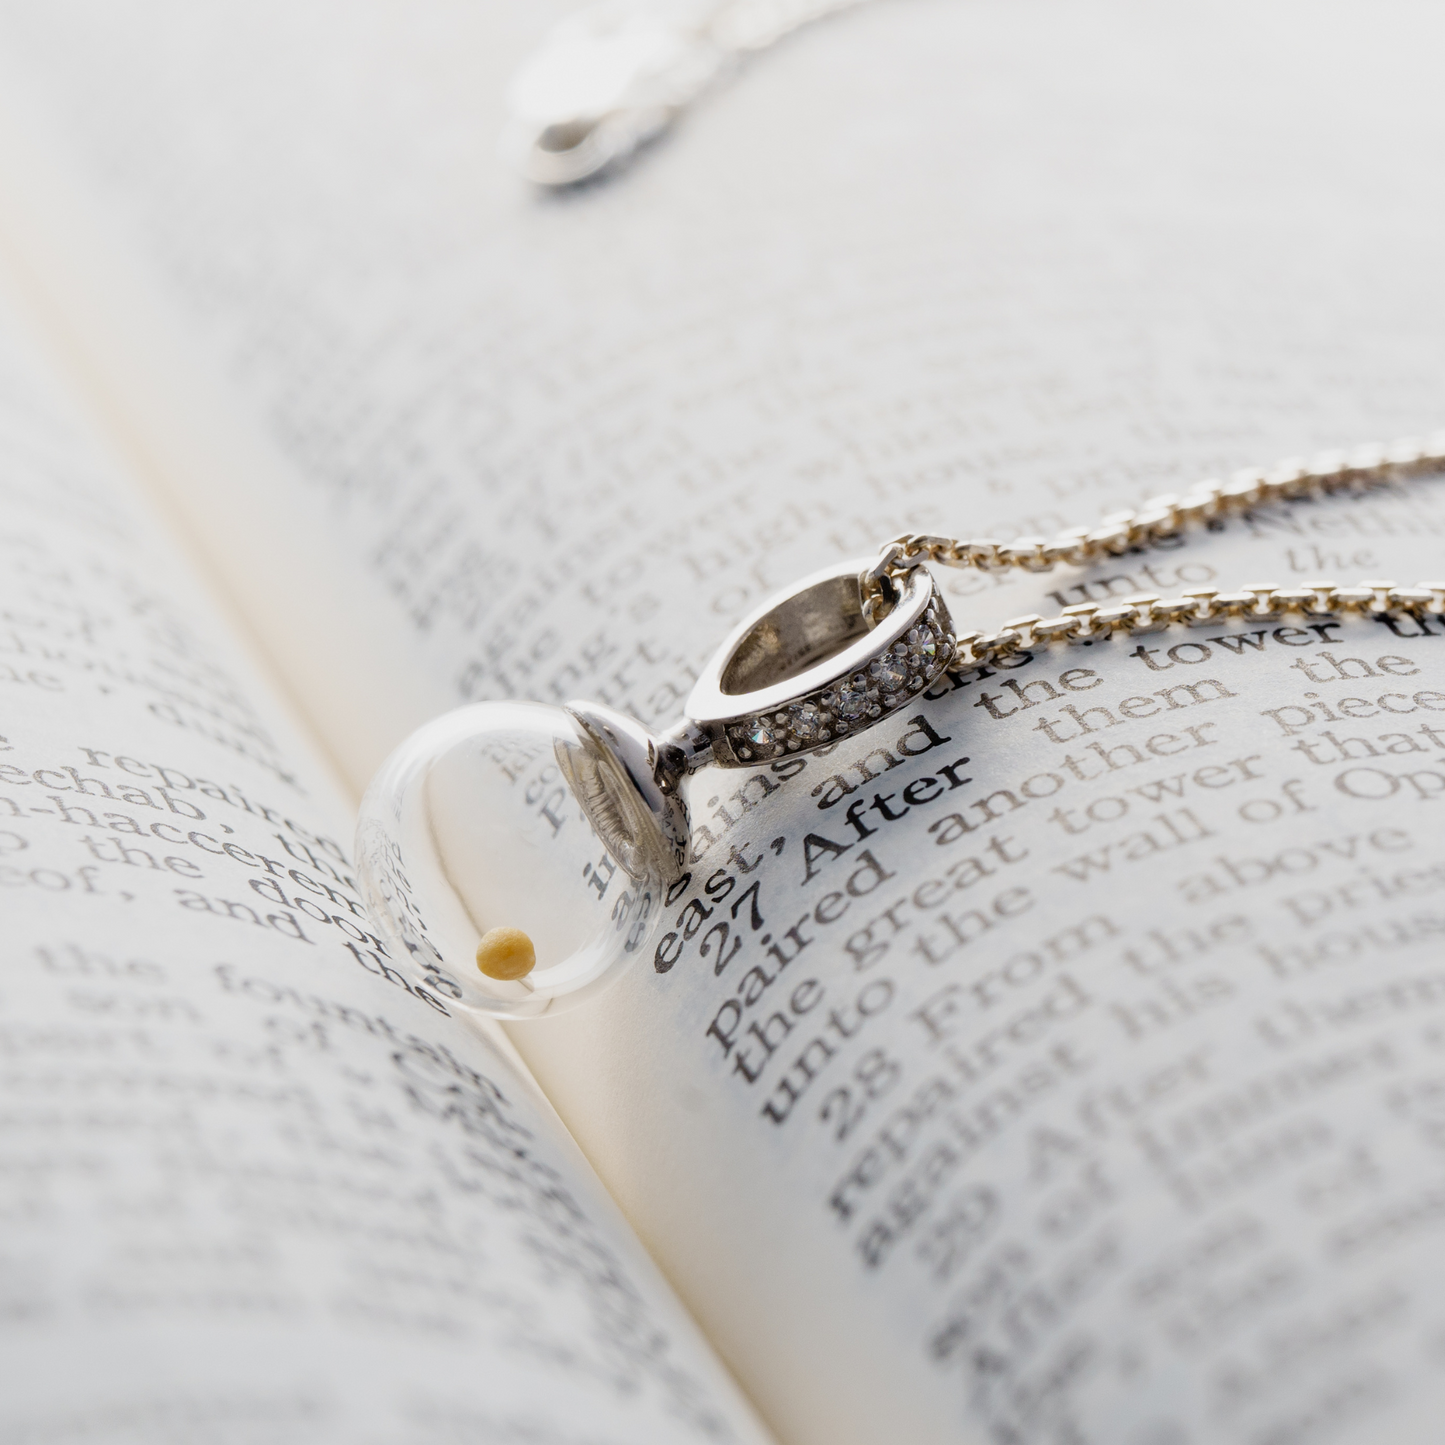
[475,927,537,982]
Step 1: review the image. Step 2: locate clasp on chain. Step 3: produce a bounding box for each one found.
[502,2,726,185]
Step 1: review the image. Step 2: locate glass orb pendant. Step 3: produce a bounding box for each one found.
[355,701,686,1019]
[354,556,955,1020]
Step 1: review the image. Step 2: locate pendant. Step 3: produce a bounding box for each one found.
[356,558,954,1017]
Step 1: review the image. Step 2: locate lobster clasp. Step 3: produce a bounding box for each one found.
[502,0,726,185]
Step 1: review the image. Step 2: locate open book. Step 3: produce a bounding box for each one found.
[3,2,1445,1441]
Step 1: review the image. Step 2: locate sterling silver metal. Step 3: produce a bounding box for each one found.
[358,427,1445,1008]
[857,433,1445,625]
[563,702,691,876]
[503,0,873,185]
[410,432,1445,899]
[682,556,955,768]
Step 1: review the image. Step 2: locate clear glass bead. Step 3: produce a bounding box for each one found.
[355,702,670,1019]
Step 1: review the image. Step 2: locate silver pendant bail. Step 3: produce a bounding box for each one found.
[558,560,954,889]
[683,556,955,767]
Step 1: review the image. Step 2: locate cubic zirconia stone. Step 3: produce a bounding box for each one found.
[789,702,829,742]
[870,650,911,691]
[834,678,873,721]
[908,625,937,660]
[742,719,778,749]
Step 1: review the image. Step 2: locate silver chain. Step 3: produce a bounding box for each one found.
[858,430,1445,670]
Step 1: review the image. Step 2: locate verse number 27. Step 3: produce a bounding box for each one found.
[652,870,765,975]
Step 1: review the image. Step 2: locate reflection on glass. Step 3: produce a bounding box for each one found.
[357,703,668,1018]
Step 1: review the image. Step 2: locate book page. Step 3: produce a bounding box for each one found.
[4,2,1445,1442]
[0,269,769,1445]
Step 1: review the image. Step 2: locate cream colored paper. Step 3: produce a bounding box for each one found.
[0,268,770,1445]
[2,2,1445,1442]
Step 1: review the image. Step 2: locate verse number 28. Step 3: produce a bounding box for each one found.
[817,1048,901,1143]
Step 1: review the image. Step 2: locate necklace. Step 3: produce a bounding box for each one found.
[504,0,877,185]
[356,431,1445,1018]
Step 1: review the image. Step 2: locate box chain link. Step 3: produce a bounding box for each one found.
[858,431,1445,672]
